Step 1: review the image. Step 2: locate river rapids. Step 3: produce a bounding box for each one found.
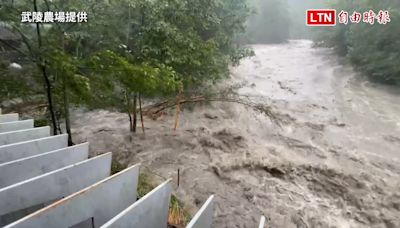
[72,40,400,228]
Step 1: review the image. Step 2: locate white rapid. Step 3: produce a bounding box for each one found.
[233,40,400,162]
[72,40,400,228]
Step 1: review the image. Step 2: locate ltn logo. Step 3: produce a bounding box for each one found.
[306,9,336,26]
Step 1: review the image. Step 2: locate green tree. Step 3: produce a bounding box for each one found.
[316,0,400,84]
[1,0,252,137]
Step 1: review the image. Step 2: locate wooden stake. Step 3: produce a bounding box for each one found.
[177,168,180,187]
[132,93,137,133]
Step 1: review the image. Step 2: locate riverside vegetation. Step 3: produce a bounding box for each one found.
[0,0,253,144]
[1,1,252,226]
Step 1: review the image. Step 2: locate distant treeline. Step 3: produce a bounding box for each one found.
[246,0,400,85]
[245,0,326,43]
[315,0,400,85]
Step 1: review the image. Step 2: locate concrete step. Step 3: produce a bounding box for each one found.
[0,143,89,188]
[5,164,139,228]
[0,127,50,146]
[0,111,263,227]
[0,120,34,133]
[0,114,19,123]
[0,134,68,163]
[0,153,112,225]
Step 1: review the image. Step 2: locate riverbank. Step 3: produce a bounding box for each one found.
[70,41,400,228]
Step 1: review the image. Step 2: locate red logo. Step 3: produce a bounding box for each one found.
[307,9,336,26]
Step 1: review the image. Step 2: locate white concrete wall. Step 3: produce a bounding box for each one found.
[101,180,172,228]
[0,127,50,146]
[0,153,112,217]
[186,195,215,228]
[0,143,89,188]
[0,120,34,133]
[0,114,18,123]
[6,164,140,228]
[0,134,68,163]
[259,216,266,228]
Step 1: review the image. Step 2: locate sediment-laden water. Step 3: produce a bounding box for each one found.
[73,40,400,228]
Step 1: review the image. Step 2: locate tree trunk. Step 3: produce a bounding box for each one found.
[59,26,72,145]
[132,94,137,133]
[56,113,62,134]
[139,93,145,134]
[63,80,73,146]
[128,112,133,132]
[41,65,58,135]
[63,74,73,146]
[34,0,58,135]
[125,92,133,132]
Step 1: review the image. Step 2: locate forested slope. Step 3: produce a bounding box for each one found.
[315,0,400,84]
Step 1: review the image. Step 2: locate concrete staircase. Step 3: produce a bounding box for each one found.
[0,109,266,227]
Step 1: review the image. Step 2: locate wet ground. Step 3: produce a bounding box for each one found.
[72,40,400,228]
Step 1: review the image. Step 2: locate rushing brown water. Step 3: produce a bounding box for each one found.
[73,40,400,227]
[234,40,400,162]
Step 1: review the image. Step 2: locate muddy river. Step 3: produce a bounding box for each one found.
[235,40,400,162]
[73,40,400,227]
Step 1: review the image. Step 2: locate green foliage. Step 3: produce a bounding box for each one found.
[316,0,400,84]
[0,60,41,102]
[45,48,91,105]
[1,0,252,129]
[169,194,192,226]
[137,173,154,198]
[111,159,128,175]
[90,0,252,88]
[34,118,48,127]
[90,50,179,96]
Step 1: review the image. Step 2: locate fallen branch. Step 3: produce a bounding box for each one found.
[142,95,282,126]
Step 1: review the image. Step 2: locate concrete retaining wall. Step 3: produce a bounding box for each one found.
[186,195,215,228]
[0,110,224,228]
[0,127,50,146]
[259,216,266,228]
[0,143,89,188]
[0,114,18,123]
[101,180,172,228]
[0,134,68,163]
[5,164,139,228]
[0,120,33,133]
[0,153,112,217]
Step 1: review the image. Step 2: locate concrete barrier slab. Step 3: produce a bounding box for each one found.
[5,163,139,228]
[0,153,112,218]
[259,216,266,228]
[101,180,172,228]
[0,143,89,188]
[0,127,50,146]
[186,195,215,228]
[0,114,18,123]
[0,120,34,133]
[0,134,68,163]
